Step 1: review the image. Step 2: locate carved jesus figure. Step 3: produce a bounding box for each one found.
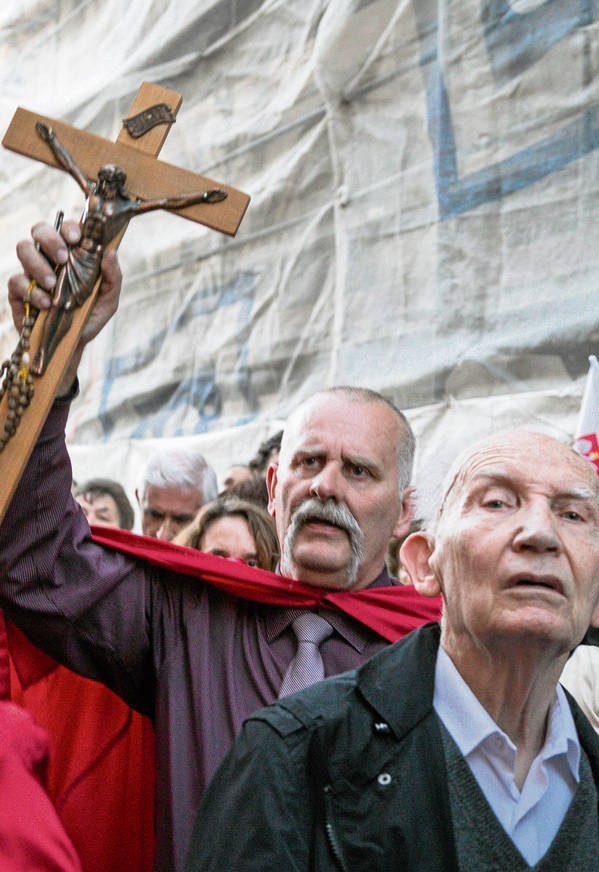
[32,121,227,374]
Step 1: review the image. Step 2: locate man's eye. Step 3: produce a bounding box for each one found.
[302,457,318,467]
[561,510,584,522]
[351,465,365,477]
[483,499,506,509]
[246,559,259,568]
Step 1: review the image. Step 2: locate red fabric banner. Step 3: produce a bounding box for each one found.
[90,526,442,640]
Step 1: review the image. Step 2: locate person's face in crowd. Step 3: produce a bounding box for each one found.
[220,465,254,493]
[402,431,599,662]
[76,492,121,528]
[267,394,409,590]
[138,483,204,541]
[200,515,261,568]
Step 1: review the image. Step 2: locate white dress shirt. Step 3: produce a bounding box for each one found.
[433,646,580,865]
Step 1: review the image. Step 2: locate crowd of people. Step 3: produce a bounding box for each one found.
[0,218,597,871]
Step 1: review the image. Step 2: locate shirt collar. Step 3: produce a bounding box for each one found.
[434,645,580,781]
[264,565,395,651]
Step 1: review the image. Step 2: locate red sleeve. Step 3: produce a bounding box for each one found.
[0,700,82,872]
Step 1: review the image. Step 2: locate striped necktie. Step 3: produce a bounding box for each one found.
[279,612,334,698]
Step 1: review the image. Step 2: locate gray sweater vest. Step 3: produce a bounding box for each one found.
[440,721,599,871]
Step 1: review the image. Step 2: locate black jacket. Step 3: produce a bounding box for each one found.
[187,623,599,871]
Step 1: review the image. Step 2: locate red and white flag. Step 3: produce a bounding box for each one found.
[574,355,599,474]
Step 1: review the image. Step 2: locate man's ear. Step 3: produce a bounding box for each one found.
[399,531,442,598]
[391,486,415,539]
[266,463,278,517]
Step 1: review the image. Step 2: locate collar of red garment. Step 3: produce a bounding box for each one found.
[91,526,441,643]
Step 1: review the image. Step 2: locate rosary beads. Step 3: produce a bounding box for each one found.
[0,287,36,451]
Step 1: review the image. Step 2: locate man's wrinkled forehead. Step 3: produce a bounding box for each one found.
[280,395,351,455]
[437,432,599,519]
[280,393,400,457]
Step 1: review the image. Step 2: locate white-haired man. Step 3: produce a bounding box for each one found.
[136,446,217,540]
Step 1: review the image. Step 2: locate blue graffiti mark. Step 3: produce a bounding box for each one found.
[127,373,222,440]
[481,1,594,83]
[97,270,257,439]
[413,0,598,218]
[221,274,258,412]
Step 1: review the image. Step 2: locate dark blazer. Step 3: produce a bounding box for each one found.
[187,623,599,871]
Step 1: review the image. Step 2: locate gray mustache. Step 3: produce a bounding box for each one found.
[282,497,365,586]
[291,497,361,538]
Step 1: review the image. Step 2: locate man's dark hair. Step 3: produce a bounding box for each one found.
[226,476,269,508]
[74,478,135,530]
[249,430,284,473]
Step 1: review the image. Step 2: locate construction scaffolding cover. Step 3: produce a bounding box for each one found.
[0,0,597,510]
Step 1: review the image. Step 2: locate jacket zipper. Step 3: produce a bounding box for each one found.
[323,784,349,872]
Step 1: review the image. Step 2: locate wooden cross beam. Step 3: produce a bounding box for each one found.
[0,81,250,523]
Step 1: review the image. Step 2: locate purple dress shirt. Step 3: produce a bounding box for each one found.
[0,398,395,872]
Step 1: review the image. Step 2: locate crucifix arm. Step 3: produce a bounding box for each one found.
[130,187,227,216]
[35,122,92,195]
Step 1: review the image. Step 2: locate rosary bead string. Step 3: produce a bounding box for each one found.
[0,280,39,450]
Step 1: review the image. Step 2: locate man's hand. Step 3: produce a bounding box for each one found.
[7,219,122,396]
[8,219,122,340]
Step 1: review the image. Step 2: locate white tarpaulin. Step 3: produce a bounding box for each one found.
[0,0,596,522]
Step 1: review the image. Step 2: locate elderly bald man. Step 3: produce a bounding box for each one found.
[188,430,599,872]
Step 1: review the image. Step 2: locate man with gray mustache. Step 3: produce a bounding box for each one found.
[268,385,414,594]
[2,222,417,871]
[282,497,365,586]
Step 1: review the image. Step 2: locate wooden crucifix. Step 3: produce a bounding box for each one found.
[0,81,250,523]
